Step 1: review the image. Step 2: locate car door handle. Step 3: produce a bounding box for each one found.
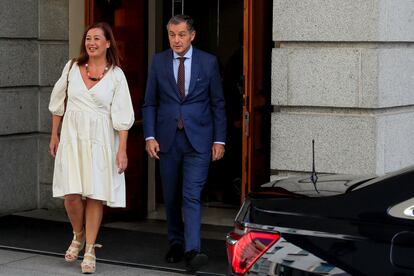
[388,199,414,220]
[403,205,414,217]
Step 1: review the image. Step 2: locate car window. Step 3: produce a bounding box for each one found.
[350,166,414,191]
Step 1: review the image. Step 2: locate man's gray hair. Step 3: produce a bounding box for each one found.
[167,14,195,32]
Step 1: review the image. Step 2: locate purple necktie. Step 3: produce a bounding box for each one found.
[177,57,186,129]
[177,57,186,99]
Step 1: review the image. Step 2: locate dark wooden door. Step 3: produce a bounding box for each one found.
[241,0,272,199]
[85,0,147,219]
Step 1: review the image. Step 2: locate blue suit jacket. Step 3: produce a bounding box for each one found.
[142,48,227,153]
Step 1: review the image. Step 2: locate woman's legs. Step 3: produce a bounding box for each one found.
[64,195,104,243]
[64,194,85,238]
[64,195,104,273]
[84,198,103,245]
[64,194,85,261]
[81,198,103,273]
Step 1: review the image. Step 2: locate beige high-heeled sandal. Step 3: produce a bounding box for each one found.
[81,243,102,274]
[65,229,85,262]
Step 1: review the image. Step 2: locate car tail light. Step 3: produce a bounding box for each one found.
[226,224,280,275]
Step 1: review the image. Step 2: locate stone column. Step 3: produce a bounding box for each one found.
[271,0,414,176]
[0,0,68,214]
[38,0,69,209]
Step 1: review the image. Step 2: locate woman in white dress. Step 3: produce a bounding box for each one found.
[48,22,134,274]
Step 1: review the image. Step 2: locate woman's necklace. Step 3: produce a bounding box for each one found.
[85,63,109,81]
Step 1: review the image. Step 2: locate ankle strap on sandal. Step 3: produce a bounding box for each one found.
[72,229,84,240]
[85,243,102,254]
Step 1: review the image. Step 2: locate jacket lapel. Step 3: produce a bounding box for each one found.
[188,49,199,96]
[164,50,180,100]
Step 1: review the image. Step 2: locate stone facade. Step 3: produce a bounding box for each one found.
[271,0,414,176]
[0,0,68,214]
[1,0,413,214]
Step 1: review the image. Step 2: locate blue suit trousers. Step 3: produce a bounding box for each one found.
[159,130,211,252]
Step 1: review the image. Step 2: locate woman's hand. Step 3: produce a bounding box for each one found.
[116,150,128,174]
[49,135,60,158]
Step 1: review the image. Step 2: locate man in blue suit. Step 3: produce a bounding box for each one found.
[142,15,226,271]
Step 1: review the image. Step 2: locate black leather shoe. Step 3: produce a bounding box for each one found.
[165,243,184,263]
[185,250,208,271]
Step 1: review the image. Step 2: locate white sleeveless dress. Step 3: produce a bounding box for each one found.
[48,60,134,207]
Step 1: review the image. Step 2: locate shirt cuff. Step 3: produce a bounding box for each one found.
[214,141,225,145]
[145,136,155,141]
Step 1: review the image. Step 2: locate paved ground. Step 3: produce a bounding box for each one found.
[0,248,189,276]
[0,209,232,275]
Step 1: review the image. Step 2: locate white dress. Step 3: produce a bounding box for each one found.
[48,60,134,207]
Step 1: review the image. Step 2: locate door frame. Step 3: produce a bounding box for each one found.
[241,0,272,200]
[146,0,164,214]
[242,0,252,200]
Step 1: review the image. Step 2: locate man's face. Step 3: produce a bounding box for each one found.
[168,22,195,56]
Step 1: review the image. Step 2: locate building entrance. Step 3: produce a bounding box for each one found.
[86,0,271,221]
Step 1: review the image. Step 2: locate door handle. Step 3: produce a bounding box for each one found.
[403,205,414,217]
[244,111,249,137]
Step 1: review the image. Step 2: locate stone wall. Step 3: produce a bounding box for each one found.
[271,0,414,176]
[0,0,68,214]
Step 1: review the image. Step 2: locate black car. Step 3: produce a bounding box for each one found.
[226,166,414,275]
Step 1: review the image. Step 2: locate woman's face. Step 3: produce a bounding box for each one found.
[85,28,110,59]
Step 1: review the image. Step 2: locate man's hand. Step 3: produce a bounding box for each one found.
[212,143,225,161]
[146,139,160,159]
